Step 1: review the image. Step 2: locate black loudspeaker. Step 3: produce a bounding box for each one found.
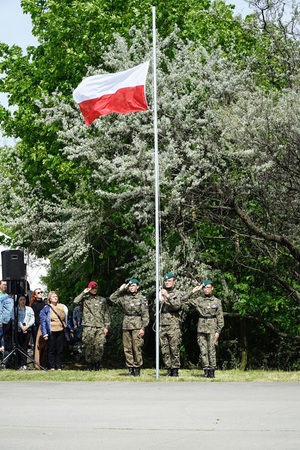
[1,250,26,280]
[6,280,26,296]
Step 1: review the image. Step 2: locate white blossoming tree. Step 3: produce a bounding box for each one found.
[0,1,299,368]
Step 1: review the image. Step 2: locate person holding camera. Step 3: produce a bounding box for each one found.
[110,279,149,377]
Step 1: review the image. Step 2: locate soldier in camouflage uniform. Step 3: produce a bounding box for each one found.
[182,279,224,378]
[74,281,110,371]
[110,279,149,377]
[159,273,184,377]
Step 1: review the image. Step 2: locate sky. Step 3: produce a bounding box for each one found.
[0,0,253,144]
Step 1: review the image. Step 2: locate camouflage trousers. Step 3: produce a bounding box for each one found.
[82,327,106,364]
[123,329,144,368]
[197,332,216,369]
[160,324,182,369]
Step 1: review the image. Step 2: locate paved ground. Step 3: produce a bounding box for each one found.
[0,381,299,450]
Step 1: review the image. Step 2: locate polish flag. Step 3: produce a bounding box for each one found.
[73,61,150,126]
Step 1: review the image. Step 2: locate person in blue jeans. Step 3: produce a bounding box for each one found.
[0,280,14,357]
[0,327,3,353]
[72,304,83,343]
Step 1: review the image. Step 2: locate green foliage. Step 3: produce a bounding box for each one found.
[217,318,300,370]
[245,0,300,89]
[0,0,299,369]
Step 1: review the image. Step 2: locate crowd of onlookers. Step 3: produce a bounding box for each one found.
[0,282,82,371]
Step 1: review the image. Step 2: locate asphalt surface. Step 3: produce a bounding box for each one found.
[0,381,299,450]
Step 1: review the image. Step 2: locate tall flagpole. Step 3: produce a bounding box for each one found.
[152,4,160,381]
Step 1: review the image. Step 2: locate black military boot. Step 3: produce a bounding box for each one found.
[134,368,140,377]
[204,368,209,378]
[166,368,173,376]
[127,367,134,375]
[209,368,215,378]
[172,368,179,377]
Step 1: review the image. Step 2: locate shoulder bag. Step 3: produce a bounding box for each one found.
[49,305,71,341]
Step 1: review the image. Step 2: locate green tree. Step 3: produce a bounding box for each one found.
[0,0,254,186]
[245,0,300,88]
[0,1,299,368]
[1,26,298,336]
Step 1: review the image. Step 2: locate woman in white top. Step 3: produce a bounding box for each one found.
[17,295,34,369]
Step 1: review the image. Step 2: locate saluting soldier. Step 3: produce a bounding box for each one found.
[159,273,185,377]
[74,281,110,371]
[182,279,224,378]
[110,279,149,377]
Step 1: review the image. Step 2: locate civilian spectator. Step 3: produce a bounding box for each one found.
[17,296,34,369]
[40,291,69,371]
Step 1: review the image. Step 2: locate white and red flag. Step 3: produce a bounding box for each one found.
[73,61,150,126]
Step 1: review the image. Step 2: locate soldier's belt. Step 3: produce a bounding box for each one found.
[125,313,141,317]
[199,315,217,319]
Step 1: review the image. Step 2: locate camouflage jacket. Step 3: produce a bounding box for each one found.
[73,291,110,329]
[159,287,184,327]
[109,289,149,331]
[182,292,224,334]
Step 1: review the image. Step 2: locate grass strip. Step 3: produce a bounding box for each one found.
[0,368,299,382]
